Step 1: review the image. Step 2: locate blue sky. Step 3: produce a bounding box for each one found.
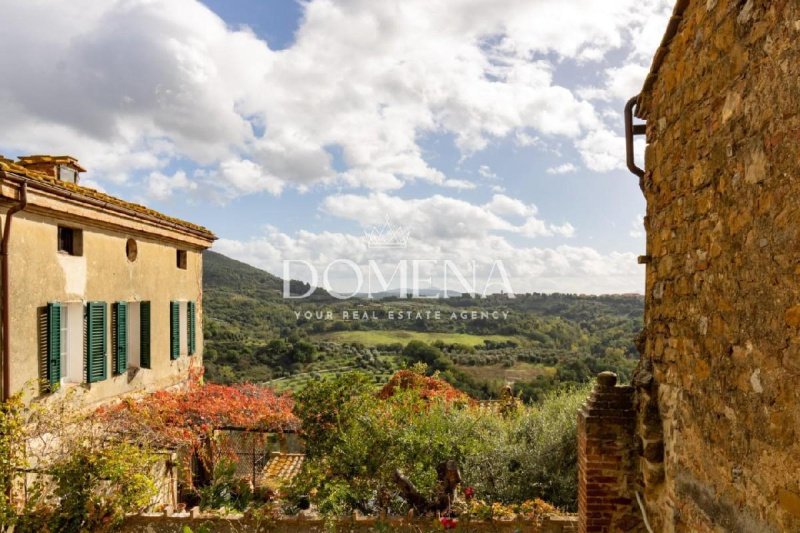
[0,0,673,294]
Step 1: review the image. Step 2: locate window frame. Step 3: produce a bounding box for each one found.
[57,226,83,256]
[176,249,187,270]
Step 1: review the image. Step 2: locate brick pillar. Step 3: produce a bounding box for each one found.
[578,371,642,532]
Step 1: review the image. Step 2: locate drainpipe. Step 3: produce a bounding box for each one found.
[624,95,646,189]
[1,177,28,401]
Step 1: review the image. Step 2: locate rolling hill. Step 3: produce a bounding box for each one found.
[201,250,644,399]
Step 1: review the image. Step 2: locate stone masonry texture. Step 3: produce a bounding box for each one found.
[634,0,800,530]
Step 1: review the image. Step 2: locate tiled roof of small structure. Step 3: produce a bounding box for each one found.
[636,0,690,118]
[0,156,215,240]
[261,453,305,483]
[17,154,87,172]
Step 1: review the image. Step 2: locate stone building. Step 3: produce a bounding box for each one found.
[0,155,216,406]
[578,0,800,531]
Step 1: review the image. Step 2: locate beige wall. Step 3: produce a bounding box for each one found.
[637,0,800,531]
[4,207,206,405]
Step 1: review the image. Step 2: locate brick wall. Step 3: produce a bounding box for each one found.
[577,372,641,533]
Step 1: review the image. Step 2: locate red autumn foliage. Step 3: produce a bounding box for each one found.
[377,370,471,404]
[97,368,297,452]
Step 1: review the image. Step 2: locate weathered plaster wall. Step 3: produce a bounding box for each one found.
[637,0,800,530]
[3,207,204,405]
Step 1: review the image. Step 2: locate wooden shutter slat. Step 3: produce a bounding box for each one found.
[170,301,179,360]
[140,301,151,369]
[47,302,61,388]
[115,302,128,374]
[86,302,107,383]
[188,301,196,355]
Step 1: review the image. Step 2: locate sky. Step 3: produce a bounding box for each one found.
[0,0,672,295]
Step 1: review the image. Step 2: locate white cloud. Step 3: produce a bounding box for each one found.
[578,63,650,103]
[0,0,671,197]
[213,158,285,197]
[321,192,575,244]
[576,128,626,172]
[484,194,536,218]
[546,163,578,175]
[214,224,640,295]
[145,170,196,201]
[629,214,645,238]
[442,179,477,190]
[478,165,497,179]
[551,222,576,238]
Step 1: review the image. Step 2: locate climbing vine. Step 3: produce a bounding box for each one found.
[98,368,298,458]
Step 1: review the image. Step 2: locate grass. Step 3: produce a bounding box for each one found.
[315,330,524,347]
[456,362,556,383]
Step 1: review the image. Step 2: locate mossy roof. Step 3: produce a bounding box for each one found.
[0,156,215,240]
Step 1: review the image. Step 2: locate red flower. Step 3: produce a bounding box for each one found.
[464,486,474,500]
[440,517,458,529]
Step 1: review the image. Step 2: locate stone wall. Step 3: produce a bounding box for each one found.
[577,372,642,532]
[122,513,578,533]
[635,0,800,530]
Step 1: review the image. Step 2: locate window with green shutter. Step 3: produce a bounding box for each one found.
[114,302,128,375]
[188,301,196,355]
[46,302,62,389]
[140,301,151,369]
[86,302,107,383]
[170,301,179,360]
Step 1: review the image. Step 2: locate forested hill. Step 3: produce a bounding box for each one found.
[204,250,330,302]
[202,251,644,397]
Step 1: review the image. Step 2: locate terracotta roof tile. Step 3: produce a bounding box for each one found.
[0,156,215,239]
[17,154,87,172]
[261,453,305,483]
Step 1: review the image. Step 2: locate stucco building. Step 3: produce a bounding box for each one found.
[0,155,215,406]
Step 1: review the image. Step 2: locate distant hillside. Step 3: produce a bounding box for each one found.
[355,288,462,299]
[201,251,644,396]
[204,250,330,301]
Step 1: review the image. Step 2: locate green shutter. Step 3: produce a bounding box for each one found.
[46,302,62,388]
[86,302,107,383]
[188,301,196,355]
[114,302,128,374]
[140,301,151,369]
[170,301,179,360]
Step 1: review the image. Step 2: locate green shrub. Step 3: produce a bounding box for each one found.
[461,383,591,510]
[199,459,252,512]
[0,394,25,529]
[291,371,591,516]
[18,442,158,533]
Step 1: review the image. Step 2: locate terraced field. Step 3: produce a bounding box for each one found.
[265,353,405,393]
[315,330,525,347]
[456,362,556,384]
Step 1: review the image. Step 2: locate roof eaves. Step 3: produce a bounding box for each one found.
[0,159,216,242]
